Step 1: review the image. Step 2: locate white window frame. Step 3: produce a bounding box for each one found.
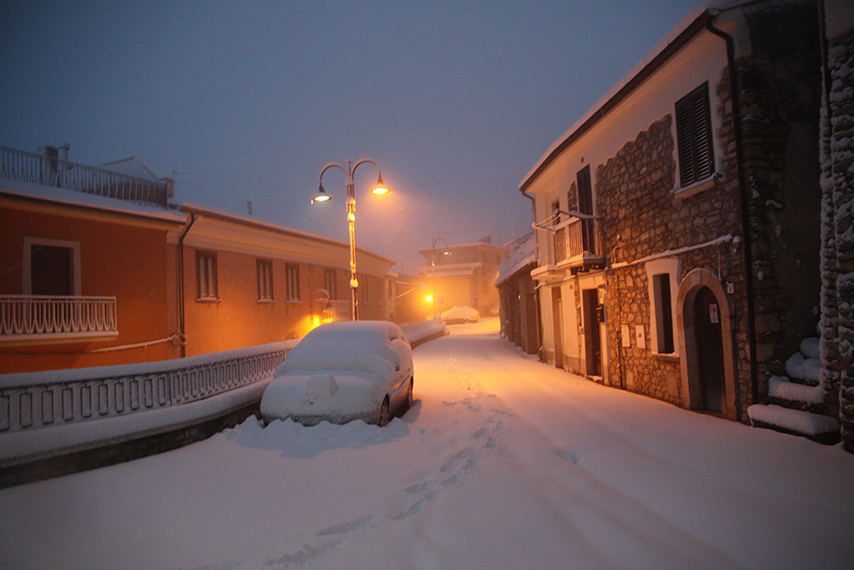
[23,236,81,296]
[324,268,338,300]
[197,251,218,301]
[645,258,680,356]
[286,263,300,302]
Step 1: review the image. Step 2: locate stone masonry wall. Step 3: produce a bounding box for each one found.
[737,1,824,388]
[822,26,854,451]
[596,114,751,415]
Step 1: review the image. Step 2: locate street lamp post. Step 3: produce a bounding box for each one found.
[431,237,451,321]
[313,158,388,321]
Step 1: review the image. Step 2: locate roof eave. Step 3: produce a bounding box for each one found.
[519,9,713,194]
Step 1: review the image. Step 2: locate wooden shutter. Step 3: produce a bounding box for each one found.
[675,82,714,187]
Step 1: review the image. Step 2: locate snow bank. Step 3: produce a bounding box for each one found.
[768,376,825,404]
[785,352,822,385]
[800,337,821,359]
[748,404,840,435]
[401,320,446,345]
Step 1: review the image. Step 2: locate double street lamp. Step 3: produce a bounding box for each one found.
[313,158,388,321]
[430,237,451,321]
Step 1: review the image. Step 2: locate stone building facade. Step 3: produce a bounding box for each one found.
[520,1,830,430]
[819,0,854,451]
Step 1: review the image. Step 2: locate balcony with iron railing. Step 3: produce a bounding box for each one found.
[0,145,172,208]
[553,217,605,270]
[532,210,605,282]
[0,295,118,345]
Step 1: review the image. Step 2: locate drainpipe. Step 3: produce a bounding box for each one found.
[177,212,195,358]
[706,16,759,409]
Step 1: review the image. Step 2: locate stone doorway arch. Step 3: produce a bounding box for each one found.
[676,268,738,420]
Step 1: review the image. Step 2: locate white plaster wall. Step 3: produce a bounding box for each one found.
[524,28,730,208]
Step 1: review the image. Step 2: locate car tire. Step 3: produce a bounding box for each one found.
[378,397,391,427]
[404,378,414,412]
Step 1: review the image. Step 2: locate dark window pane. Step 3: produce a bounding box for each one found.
[31,245,72,296]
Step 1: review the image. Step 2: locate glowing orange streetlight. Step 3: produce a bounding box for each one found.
[431,237,451,321]
[313,158,389,321]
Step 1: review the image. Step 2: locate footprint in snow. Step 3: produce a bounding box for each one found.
[556,448,581,464]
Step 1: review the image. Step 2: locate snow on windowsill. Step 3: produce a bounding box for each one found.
[672,174,720,199]
[652,352,680,362]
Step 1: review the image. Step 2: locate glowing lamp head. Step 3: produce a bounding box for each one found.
[312,184,331,204]
[371,175,390,196]
[426,295,433,303]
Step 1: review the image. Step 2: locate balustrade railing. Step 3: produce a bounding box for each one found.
[0,295,117,339]
[0,145,170,208]
[0,342,292,433]
[554,218,603,266]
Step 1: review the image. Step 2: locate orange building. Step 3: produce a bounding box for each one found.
[0,146,395,373]
[178,204,396,357]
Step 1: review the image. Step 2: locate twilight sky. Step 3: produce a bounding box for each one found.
[0,0,701,272]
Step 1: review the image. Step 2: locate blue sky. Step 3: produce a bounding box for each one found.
[0,0,701,272]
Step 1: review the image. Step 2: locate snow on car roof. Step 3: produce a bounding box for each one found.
[301,320,406,344]
[274,321,406,378]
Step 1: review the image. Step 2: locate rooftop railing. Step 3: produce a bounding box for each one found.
[0,145,171,208]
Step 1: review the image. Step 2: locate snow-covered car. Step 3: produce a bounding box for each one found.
[441,304,480,324]
[260,321,414,427]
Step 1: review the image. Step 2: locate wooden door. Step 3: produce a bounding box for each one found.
[694,287,724,412]
[582,288,601,377]
[551,288,563,369]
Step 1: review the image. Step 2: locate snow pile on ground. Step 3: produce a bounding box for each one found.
[769,375,825,404]
[767,336,825,402]
[747,403,840,436]
[401,320,445,344]
[785,351,822,385]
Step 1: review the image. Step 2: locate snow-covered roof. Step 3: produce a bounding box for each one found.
[495,232,537,286]
[0,177,186,224]
[416,240,508,257]
[520,1,725,191]
[179,202,396,266]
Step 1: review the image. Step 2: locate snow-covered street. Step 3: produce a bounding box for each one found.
[2,318,853,570]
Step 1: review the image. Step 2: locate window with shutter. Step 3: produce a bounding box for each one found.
[257,259,273,301]
[286,263,300,301]
[675,82,714,187]
[197,251,218,300]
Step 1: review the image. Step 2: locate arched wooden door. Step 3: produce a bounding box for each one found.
[694,286,724,413]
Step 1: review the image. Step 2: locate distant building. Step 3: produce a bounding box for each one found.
[495,232,539,355]
[0,145,395,374]
[519,0,830,433]
[388,272,425,326]
[417,235,508,320]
